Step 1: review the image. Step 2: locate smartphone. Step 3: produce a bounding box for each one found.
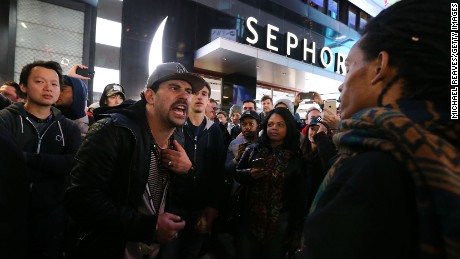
[299,92,315,100]
[251,158,265,168]
[323,99,337,114]
[76,67,95,79]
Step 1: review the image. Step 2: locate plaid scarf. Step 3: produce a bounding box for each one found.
[310,100,460,258]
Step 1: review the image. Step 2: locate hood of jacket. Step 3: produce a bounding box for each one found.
[92,99,137,122]
[5,102,65,121]
[58,75,88,120]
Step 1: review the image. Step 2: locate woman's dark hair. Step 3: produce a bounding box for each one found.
[359,0,450,108]
[259,107,300,152]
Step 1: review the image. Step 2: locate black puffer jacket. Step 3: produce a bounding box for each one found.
[65,100,161,258]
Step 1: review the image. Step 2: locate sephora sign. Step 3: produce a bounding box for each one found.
[245,17,347,76]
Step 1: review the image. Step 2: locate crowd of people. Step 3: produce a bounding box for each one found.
[0,0,459,258]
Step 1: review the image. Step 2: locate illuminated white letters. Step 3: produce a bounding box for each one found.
[246,17,258,44]
[320,47,333,68]
[244,16,347,75]
[286,32,298,56]
[266,24,279,51]
[335,52,347,74]
[303,39,316,64]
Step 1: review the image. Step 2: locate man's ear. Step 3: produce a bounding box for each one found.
[144,88,156,104]
[371,51,391,85]
[19,84,27,94]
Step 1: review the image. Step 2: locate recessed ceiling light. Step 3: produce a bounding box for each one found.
[282,72,286,75]
[223,57,227,61]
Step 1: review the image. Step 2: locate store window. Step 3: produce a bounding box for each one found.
[14,0,84,81]
[307,0,325,13]
[359,12,369,31]
[348,6,357,29]
[328,0,339,20]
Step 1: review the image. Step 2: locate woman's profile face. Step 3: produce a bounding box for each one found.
[266,113,287,144]
[338,37,380,119]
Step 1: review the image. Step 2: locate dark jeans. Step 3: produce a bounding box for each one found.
[235,212,289,259]
[28,206,67,259]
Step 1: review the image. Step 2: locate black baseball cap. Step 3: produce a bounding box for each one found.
[146,62,206,93]
[309,116,330,130]
[240,110,260,124]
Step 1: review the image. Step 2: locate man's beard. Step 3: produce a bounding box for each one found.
[244,131,257,140]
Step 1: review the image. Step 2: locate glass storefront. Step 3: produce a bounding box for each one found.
[0,0,383,105]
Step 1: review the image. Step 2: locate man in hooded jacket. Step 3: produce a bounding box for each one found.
[0,60,81,258]
[55,75,90,138]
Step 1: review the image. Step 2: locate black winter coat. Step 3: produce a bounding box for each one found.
[172,117,226,210]
[0,102,81,209]
[65,100,162,258]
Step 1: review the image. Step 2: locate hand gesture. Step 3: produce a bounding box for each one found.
[235,143,248,162]
[160,140,192,174]
[322,109,339,130]
[196,207,219,233]
[312,91,323,105]
[154,212,186,244]
[67,64,92,80]
[317,121,329,135]
[294,93,302,106]
[250,168,266,179]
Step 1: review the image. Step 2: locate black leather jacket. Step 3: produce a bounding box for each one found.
[65,100,160,258]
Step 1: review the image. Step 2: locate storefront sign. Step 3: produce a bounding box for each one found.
[245,16,347,75]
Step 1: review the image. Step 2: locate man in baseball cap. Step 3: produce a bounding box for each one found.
[240,110,260,124]
[65,62,204,258]
[146,62,206,93]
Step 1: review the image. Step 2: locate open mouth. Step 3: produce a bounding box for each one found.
[172,103,187,117]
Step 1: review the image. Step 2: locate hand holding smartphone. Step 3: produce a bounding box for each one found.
[299,92,315,100]
[76,67,95,79]
[251,158,265,169]
[323,99,337,115]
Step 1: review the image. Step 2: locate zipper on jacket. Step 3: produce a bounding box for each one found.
[193,136,197,183]
[25,117,56,154]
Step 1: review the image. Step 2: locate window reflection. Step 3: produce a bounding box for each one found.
[307,0,325,13]
[328,0,338,20]
[359,12,369,31]
[348,6,357,29]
